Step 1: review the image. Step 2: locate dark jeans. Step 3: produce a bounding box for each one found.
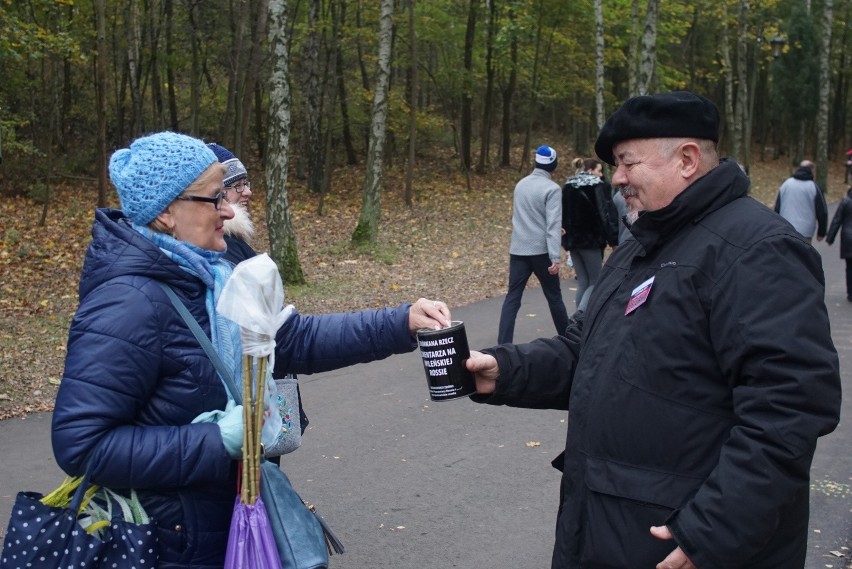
[498,254,570,344]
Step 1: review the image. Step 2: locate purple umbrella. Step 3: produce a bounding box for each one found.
[224,355,282,569]
[224,494,281,569]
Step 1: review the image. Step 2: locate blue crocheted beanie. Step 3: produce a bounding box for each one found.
[109,132,218,225]
[207,143,248,187]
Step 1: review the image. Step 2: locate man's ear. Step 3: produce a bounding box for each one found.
[678,142,701,179]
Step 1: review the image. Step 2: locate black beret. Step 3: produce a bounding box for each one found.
[594,91,720,165]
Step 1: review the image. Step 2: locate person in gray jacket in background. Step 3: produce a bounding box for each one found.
[774,160,828,242]
[497,145,569,344]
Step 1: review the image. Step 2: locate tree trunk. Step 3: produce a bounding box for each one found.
[460,0,477,173]
[127,0,143,136]
[816,0,832,192]
[224,0,249,146]
[319,0,342,215]
[187,0,202,135]
[636,0,659,96]
[148,1,165,130]
[165,0,178,130]
[334,1,358,165]
[96,0,108,207]
[629,0,640,96]
[351,0,393,246]
[500,23,517,168]
[303,0,323,192]
[594,0,605,131]
[266,0,305,285]
[404,0,418,205]
[520,2,545,173]
[239,0,269,154]
[476,0,496,175]
[732,0,749,164]
[355,0,371,152]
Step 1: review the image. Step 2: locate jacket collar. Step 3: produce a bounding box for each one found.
[629,158,750,252]
[792,167,814,181]
[79,208,204,300]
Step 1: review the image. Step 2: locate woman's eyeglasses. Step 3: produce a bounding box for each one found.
[174,192,225,210]
[226,181,251,194]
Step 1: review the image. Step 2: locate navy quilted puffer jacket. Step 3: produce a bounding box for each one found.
[52,209,416,568]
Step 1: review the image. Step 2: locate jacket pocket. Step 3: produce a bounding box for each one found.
[579,457,703,568]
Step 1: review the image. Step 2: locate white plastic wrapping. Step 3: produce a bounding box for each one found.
[217,254,295,449]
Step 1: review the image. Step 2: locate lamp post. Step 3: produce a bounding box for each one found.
[769,35,786,59]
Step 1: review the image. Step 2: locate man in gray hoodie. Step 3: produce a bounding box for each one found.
[497,145,569,344]
[774,160,828,242]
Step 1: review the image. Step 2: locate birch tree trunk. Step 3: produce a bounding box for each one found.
[816,0,833,192]
[594,0,605,131]
[266,0,305,285]
[636,0,659,95]
[629,0,640,96]
[351,0,393,246]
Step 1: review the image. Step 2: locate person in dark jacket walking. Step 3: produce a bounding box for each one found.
[562,157,619,313]
[826,186,852,301]
[466,92,841,569]
[51,131,451,569]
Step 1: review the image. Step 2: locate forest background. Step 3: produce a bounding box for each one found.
[0,0,850,419]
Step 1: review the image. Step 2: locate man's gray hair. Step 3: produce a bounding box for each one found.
[655,138,719,169]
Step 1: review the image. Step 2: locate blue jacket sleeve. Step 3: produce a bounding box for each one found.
[273,303,416,376]
[52,281,233,488]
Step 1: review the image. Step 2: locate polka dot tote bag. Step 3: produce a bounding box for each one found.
[0,475,158,569]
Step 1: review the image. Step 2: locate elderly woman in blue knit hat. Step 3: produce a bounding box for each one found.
[51,131,452,569]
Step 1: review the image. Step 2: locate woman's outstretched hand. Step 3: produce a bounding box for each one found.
[408,298,452,333]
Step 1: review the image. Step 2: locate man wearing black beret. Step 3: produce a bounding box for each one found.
[466,91,840,568]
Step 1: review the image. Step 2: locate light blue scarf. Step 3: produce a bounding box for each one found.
[133,223,242,393]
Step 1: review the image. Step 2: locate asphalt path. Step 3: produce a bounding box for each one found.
[1,206,849,568]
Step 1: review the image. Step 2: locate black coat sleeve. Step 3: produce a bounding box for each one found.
[470,328,581,410]
[814,185,828,237]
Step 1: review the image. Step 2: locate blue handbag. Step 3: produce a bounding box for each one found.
[160,282,343,568]
[260,460,332,569]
